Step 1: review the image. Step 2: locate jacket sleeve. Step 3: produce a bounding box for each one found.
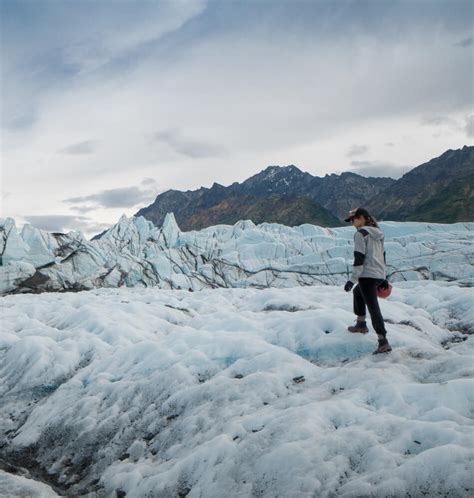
[350,230,367,282]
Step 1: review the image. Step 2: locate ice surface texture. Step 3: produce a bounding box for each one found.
[0,282,473,496]
[1,214,473,294]
[0,470,59,497]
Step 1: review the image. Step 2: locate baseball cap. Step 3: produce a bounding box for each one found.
[344,207,370,222]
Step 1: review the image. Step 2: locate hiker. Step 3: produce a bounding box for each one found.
[343,207,392,354]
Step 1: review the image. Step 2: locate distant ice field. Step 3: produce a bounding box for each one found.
[1,216,473,293]
[1,281,473,497]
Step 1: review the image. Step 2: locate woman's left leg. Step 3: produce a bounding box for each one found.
[358,278,392,352]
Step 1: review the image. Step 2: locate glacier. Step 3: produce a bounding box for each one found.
[0,215,473,496]
[1,214,473,294]
[0,283,472,496]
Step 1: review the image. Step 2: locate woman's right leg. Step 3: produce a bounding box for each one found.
[358,278,387,337]
[348,283,369,333]
[353,282,366,318]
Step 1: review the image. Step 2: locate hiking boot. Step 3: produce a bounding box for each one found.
[347,321,369,334]
[372,339,392,354]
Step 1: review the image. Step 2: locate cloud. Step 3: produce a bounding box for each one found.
[421,115,459,127]
[69,205,98,214]
[455,36,473,47]
[346,144,369,157]
[22,214,109,234]
[0,0,208,134]
[60,1,208,75]
[59,140,100,155]
[2,0,473,228]
[350,160,412,179]
[63,181,159,209]
[3,109,37,130]
[420,115,466,138]
[141,177,158,187]
[464,115,474,138]
[153,128,226,159]
[420,113,474,139]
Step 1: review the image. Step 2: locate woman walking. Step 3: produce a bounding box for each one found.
[343,207,392,354]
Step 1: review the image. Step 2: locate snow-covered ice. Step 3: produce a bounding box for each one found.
[1,281,473,496]
[0,470,60,497]
[1,215,473,294]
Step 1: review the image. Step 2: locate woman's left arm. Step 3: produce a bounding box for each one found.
[350,230,367,282]
[344,230,368,291]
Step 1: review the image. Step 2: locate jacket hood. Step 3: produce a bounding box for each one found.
[359,226,384,240]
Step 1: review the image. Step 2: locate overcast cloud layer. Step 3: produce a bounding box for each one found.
[1,0,473,236]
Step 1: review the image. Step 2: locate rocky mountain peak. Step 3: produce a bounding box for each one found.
[131,146,472,231]
[365,145,473,222]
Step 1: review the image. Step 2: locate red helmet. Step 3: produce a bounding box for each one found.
[377,282,393,299]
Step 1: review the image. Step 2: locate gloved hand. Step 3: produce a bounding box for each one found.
[378,279,389,290]
[344,280,354,292]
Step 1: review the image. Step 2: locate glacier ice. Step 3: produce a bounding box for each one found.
[0,283,472,496]
[0,215,473,294]
[1,214,473,496]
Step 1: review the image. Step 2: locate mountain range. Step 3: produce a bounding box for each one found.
[365,145,473,223]
[135,145,473,230]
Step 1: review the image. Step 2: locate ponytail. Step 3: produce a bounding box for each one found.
[363,215,378,227]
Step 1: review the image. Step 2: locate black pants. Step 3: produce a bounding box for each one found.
[353,278,387,337]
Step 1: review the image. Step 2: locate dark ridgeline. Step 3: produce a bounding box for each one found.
[135,166,394,231]
[365,145,474,223]
[130,145,473,232]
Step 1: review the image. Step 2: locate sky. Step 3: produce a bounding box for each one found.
[1,0,473,237]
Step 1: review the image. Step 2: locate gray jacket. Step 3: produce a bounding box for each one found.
[350,226,386,282]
